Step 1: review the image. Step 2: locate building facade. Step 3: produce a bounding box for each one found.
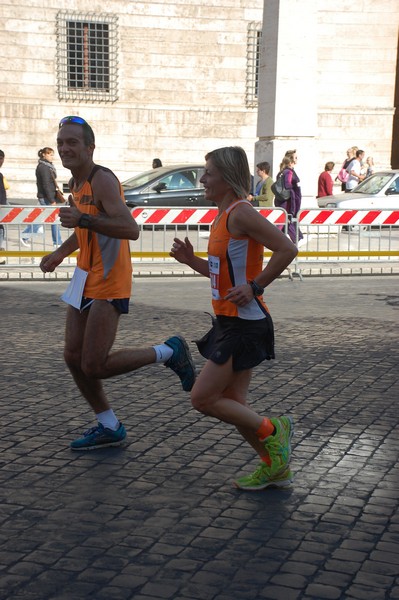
[256,0,399,204]
[0,0,398,203]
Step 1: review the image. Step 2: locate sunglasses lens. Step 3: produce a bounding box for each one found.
[59,116,86,127]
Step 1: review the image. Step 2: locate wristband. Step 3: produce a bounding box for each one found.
[248,280,264,296]
[78,213,92,229]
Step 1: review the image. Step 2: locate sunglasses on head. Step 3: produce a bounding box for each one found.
[59,116,87,128]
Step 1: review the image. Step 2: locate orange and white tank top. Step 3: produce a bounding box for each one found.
[208,199,269,319]
[72,165,132,299]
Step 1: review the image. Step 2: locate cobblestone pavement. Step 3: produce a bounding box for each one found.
[1,276,398,600]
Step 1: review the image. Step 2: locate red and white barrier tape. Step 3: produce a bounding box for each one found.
[0,206,287,225]
[298,209,399,226]
[130,207,286,225]
[2,206,399,226]
[0,206,60,224]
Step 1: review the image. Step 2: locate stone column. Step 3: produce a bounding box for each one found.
[255,0,318,206]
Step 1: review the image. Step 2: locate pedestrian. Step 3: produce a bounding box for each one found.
[346,149,365,192]
[21,147,63,247]
[336,146,358,191]
[170,146,297,491]
[152,158,162,168]
[40,116,195,450]
[0,149,9,262]
[365,156,375,177]
[248,161,274,207]
[276,153,303,244]
[317,161,335,198]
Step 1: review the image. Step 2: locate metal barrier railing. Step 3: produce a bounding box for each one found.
[1,206,398,278]
[291,208,399,278]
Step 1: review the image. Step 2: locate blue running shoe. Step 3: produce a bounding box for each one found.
[164,335,196,392]
[70,422,127,451]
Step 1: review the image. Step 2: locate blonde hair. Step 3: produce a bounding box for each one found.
[205,146,251,198]
[279,156,292,172]
[347,146,358,158]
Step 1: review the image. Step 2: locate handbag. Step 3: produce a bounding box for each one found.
[337,167,350,183]
[51,172,66,204]
[55,189,66,203]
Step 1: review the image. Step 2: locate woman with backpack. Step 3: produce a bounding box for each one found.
[273,153,303,245]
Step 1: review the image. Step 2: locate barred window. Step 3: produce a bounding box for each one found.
[246,22,262,108]
[56,11,118,103]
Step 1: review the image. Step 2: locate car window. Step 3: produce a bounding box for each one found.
[158,170,197,191]
[353,174,395,194]
[386,178,399,194]
[122,170,161,189]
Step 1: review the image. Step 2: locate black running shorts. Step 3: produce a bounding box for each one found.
[195,313,275,371]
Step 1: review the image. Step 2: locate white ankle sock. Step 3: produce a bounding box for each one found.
[152,343,174,363]
[96,409,119,431]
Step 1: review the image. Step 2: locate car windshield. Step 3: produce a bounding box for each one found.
[353,173,394,194]
[158,170,199,190]
[121,167,203,191]
[122,169,163,189]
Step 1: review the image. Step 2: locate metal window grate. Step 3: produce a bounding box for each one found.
[56,11,118,103]
[246,22,262,108]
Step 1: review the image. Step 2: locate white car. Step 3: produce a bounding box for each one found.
[317,170,399,209]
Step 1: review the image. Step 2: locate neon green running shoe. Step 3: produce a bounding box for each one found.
[234,464,293,491]
[262,416,293,478]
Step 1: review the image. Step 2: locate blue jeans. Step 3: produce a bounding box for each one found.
[22,199,62,246]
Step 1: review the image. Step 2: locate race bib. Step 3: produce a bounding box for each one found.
[60,266,88,309]
[209,255,220,300]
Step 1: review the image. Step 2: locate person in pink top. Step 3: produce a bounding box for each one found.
[317,161,335,198]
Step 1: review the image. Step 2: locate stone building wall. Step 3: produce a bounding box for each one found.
[255,0,399,204]
[316,1,398,171]
[0,0,262,199]
[0,0,398,202]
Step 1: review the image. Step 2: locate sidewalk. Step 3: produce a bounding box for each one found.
[1,276,398,600]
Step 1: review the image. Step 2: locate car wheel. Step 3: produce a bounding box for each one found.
[341,225,369,233]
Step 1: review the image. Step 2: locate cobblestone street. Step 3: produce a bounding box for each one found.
[1,276,398,600]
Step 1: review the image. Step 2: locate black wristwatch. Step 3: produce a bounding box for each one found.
[248,280,264,297]
[78,213,92,229]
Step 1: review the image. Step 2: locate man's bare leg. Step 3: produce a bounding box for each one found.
[64,300,196,449]
[64,301,156,413]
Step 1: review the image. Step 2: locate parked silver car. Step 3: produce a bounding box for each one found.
[317,170,399,209]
